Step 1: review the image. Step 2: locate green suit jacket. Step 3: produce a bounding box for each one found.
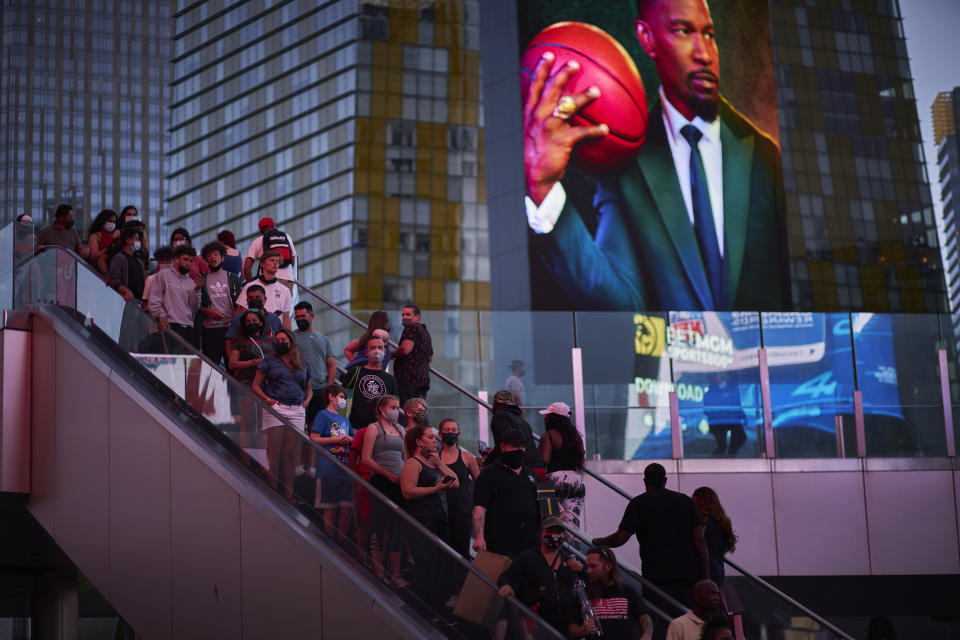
[530,97,790,311]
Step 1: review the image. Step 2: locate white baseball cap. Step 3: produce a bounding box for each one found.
[539,402,571,416]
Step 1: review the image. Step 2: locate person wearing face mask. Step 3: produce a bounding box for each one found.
[146,244,203,352]
[497,516,584,635]
[169,227,209,280]
[224,285,282,352]
[399,397,428,429]
[87,209,119,275]
[107,225,149,352]
[392,304,433,406]
[198,241,242,367]
[472,429,542,559]
[360,394,407,586]
[227,309,273,386]
[309,384,354,542]
[400,424,459,610]
[293,301,337,429]
[346,338,398,431]
[235,251,292,331]
[252,328,313,502]
[119,205,149,259]
[438,418,480,558]
[36,203,89,258]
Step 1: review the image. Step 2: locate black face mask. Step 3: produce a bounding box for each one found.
[177,264,190,275]
[295,319,310,331]
[244,323,261,336]
[63,219,75,229]
[412,410,428,425]
[501,450,524,469]
[248,299,265,310]
[542,533,563,549]
[441,432,459,446]
[208,262,222,271]
[275,341,291,355]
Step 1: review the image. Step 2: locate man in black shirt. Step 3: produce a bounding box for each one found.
[484,389,546,480]
[472,429,541,558]
[497,516,583,634]
[570,546,653,640]
[592,463,709,608]
[107,225,146,302]
[346,338,398,430]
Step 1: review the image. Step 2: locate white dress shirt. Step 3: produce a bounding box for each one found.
[525,87,725,257]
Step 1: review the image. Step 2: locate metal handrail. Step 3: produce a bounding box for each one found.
[723,556,854,640]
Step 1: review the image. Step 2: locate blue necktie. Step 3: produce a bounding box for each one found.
[680,124,723,309]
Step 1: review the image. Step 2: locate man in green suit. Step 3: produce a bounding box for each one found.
[523,0,790,311]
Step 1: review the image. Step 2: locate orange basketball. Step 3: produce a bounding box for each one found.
[521,22,648,172]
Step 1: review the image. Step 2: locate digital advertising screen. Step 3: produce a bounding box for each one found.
[516,0,790,311]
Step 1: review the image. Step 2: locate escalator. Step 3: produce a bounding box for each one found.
[8,246,565,639]
[4,241,856,639]
[292,279,857,640]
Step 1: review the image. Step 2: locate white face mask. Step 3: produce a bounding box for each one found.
[336,397,347,410]
[103,222,116,233]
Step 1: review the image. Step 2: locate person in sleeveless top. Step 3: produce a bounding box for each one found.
[360,394,407,586]
[400,424,459,613]
[226,309,274,449]
[87,209,119,275]
[438,418,480,558]
[538,402,586,536]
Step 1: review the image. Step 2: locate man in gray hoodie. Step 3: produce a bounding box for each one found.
[147,243,202,352]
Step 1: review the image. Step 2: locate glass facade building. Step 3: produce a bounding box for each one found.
[0,1,170,240]
[931,88,960,348]
[770,0,945,312]
[167,0,489,310]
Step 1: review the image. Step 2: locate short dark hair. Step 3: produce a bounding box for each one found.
[500,429,525,447]
[636,0,659,21]
[700,616,732,640]
[120,225,140,242]
[294,301,313,313]
[201,240,226,260]
[438,418,458,431]
[319,384,346,407]
[261,249,282,262]
[644,462,667,487]
[403,303,421,316]
[54,203,73,219]
[154,246,174,263]
[246,284,266,296]
[173,244,196,258]
[170,227,191,244]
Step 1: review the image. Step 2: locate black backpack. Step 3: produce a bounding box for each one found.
[262,227,293,268]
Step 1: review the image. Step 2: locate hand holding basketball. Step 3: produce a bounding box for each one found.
[523,52,608,206]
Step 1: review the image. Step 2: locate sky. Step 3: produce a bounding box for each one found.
[899,0,960,234]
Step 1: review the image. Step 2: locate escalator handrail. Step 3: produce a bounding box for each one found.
[26,249,565,638]
[294,277,858,638]
[722,556,854,640]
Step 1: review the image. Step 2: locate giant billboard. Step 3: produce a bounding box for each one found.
[517,0,789,311]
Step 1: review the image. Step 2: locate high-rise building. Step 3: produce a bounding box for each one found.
[931,88,960,345]
[166,0,489,311]
[770,0,945,312]
[0,1,171,240]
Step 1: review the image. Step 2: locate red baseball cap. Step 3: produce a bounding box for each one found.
[258,217,274,231]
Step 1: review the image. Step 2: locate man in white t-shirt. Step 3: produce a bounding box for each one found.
[243,216,298,290]
[236,250,292,330]
[666,580,722,640]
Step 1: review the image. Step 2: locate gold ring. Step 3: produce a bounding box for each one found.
[552,95,577,120]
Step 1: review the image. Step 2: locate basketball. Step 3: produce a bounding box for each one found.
[521,22,648,172]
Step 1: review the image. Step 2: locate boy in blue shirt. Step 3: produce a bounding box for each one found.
[310,384,354,541]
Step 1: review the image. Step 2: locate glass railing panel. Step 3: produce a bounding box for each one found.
[853,313,946,457]
[669,311,764,459]
[0,223,15,315]
[483,311,576,411]
[575,311,672,460]
[937,312,960,455]
[760,312,855,458]
[723,572,851,639]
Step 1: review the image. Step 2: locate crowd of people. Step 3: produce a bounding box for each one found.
[17,205,851,639]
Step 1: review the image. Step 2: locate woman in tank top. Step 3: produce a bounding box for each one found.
[438,418,480,558]
[360,395,407,586]
[538,402,586,536]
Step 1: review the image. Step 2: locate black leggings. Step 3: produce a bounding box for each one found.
[370,474,404,553]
